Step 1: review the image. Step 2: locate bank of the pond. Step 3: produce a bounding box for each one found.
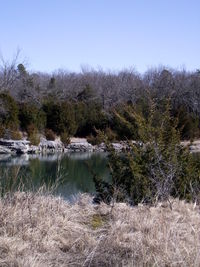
[0,192,200,266]
[0,137,127,155]
[1,137,200,155]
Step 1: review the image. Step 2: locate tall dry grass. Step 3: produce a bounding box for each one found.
[0,191,200,266]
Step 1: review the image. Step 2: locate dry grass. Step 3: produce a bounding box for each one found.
[0,192,200,267]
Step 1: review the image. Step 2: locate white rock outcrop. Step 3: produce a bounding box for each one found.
[38,138,65,153]
[181,140,200,153]
[0,139,30,154]
[67,138,93,152]
[0,145,12,154]
[1,137,200,155]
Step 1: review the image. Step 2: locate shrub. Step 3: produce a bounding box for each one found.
[105,127,117,142]
[173,105,200,140]
[10,130,22,140]
[0,125,5,138]
[94,101,200,205]
[86,126,115,146]
[26,124,37,136]
[60,132,70,146]
[43,101,77,135]
[26,124,40,145]
[2,129,22,140]
[19,103,46,132]
[75,101,108,137]
[111,105,139,140]
[45,129,56,141]
[87,134,103,146]
[28,133,40,146]
[0,92,19,130]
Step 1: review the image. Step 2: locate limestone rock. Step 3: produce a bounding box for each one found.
[67,142,93,152]
[0,139,30,154]
[39,138,65,152]
[0,145,12,154]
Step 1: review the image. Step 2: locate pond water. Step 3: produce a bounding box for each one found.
[0,152,110,199]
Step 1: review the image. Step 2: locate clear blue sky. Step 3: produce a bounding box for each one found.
[0,0,199,73]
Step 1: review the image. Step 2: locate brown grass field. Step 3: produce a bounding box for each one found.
[0,191,200,266]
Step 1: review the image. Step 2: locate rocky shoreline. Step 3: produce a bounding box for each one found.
[0,137,125,155]
[0,137,200,155]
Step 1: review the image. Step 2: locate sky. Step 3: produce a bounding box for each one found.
[0,0,200,73]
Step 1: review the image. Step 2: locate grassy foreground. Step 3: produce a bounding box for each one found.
[0,192,200,266]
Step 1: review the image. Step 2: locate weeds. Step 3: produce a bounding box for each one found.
[0,193,200,266]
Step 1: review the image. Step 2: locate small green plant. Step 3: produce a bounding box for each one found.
[25,124,40,145]
[10,130,23,140]
[60,131,70,146]
[28,133,40,146]
[91,214,104,229]
[90,214,109,229]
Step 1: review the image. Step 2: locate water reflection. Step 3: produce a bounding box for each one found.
[0,152,110,199]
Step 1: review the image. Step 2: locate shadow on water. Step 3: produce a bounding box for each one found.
[0,152,110,199]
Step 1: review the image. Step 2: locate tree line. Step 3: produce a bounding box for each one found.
[0,53,200,142]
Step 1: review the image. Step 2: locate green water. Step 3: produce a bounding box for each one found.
[0,152,110,199]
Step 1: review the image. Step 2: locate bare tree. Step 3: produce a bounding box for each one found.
[0,49,21,92]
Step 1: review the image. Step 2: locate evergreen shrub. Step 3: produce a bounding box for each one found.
[94,101,200,205]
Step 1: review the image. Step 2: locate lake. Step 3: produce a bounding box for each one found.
[0,152,110,199]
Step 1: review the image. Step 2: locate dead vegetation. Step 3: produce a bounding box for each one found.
[0,191,200,266]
